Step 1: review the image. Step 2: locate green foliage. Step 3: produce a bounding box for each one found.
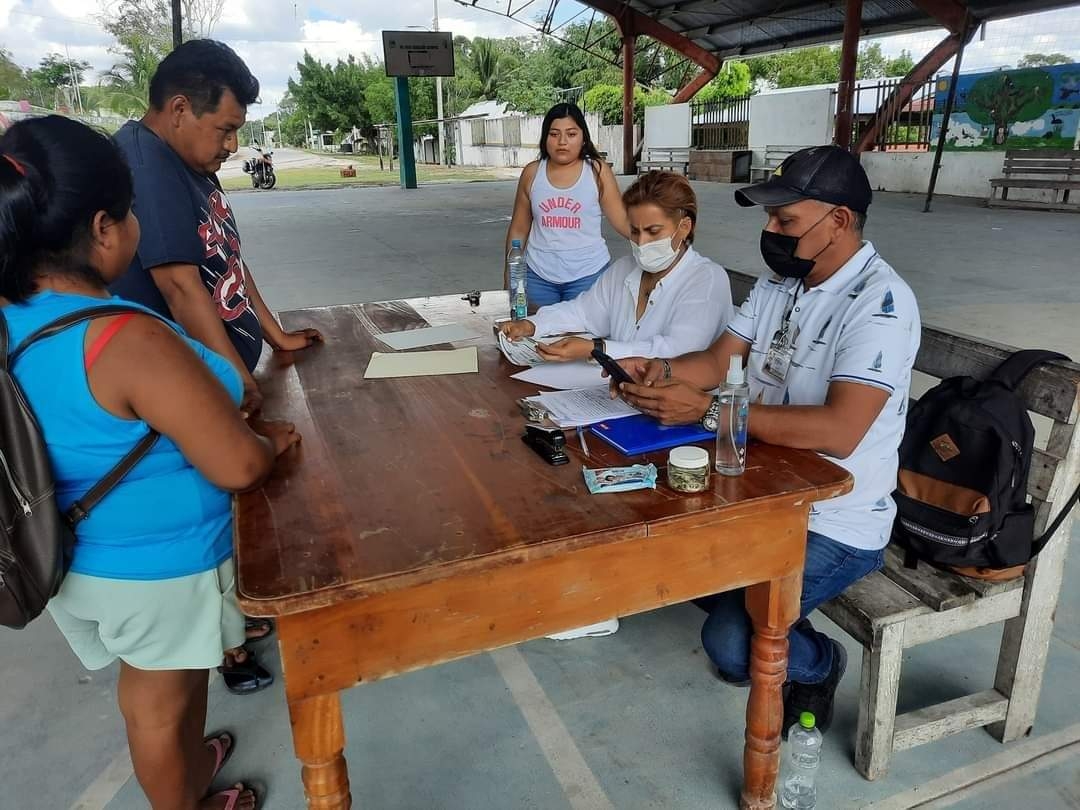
[1018,53,1072,68]
[963,68,1055,145]
[583,83,669,125]
[741,42,918,90]
[886,50,916,77]
[0,48,30,101]
[696,62,752,103]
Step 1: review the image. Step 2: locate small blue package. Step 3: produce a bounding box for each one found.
[582,464,658,494]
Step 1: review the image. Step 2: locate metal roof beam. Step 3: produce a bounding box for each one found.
[910,0,972,35]
[577,0,722,72]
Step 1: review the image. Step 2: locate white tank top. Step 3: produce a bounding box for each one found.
[525,159,611,284]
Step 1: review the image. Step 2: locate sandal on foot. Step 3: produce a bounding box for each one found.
[218,651,274,695]
[205,731,236,782]
[244,618,274,642]
[208,782,260,810]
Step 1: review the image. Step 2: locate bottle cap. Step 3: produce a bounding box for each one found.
[726,355,745,386]
[669,445,709,469]
[511,239,522,248]
[799,711,815,730]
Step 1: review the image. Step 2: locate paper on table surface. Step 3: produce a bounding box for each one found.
[497,331,554,366]
[527,385,639,428]
[511,361,606,391]
[364,347,478,379]
[375,323,473,350]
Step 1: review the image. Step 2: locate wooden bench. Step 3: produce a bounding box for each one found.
[749,145,807,183]
[988,149,1080,212]
[638,148,690,175]
[726,268,1080,781]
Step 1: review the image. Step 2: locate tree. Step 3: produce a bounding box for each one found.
[468,38,509,100]
[582,83,669,125]
[99,35,160,115]
[181,0,225,38]
[287,52,376,136]
[963,68,1054,145]
[886,50,916,77]
[1018,53,1072,68]
[696,61,752,102]
[0,48,30,101]
[856,42,889,79]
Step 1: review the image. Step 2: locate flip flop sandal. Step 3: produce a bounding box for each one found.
[204,731,236,783]
[208,781,261,810]
[218,651,274,695]
[244,618,274,642]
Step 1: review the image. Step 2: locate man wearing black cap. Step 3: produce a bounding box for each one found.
[616,145,921,736]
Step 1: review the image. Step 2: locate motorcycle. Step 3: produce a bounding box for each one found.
[241,143,277,190]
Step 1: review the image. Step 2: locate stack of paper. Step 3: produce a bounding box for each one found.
[364,347,478,379]
[510,361,606,391]
[525,385,639,428]
[497,332,552,366]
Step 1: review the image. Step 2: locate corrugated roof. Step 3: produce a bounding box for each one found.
[614,0,1080,58]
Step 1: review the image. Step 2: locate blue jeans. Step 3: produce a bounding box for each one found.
[526,264,608,307]
[697,531,884,685]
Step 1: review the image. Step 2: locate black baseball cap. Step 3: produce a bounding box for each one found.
[735,145,873,214]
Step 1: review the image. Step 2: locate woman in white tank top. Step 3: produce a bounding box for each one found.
[506,103,629,308]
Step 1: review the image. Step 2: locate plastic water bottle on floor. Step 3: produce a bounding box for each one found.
[507,239,527,320]
[780,712,822,810]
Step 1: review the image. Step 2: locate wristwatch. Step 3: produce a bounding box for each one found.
[593,337,606,355]
[700,395,722,432]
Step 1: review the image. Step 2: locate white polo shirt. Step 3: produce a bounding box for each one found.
[726,241,921,551]
[528,246,733,359]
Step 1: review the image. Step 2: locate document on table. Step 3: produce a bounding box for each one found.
[497,332,553,366]
[364,347,478,379]
[374,323,473,350]
[526,385,639,428]
[511,361,607,391]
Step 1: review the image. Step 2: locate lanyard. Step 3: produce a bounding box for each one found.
[777,282,804,343]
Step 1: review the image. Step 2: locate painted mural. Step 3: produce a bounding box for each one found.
[930,63,1080,150]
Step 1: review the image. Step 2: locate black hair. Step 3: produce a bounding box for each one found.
[539,103,604,167]
[0,116,133,302]
[852,210,867,234]
[149,39,260,115]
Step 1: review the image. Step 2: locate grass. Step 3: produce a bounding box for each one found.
[221,155,505,191]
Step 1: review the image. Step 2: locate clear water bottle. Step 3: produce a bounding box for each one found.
[507,239,527,320]
[715,355,750,476]
[780,711,823,810]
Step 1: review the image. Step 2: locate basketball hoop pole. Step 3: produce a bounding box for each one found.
[394,76,418,189]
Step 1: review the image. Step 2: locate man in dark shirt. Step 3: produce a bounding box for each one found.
[112,39,321,415]
[111,40,321,698]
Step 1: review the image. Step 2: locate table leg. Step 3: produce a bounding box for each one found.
[289,691,352,809]
[740,572,801,810]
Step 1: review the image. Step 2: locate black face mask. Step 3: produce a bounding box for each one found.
[759,208,837,280]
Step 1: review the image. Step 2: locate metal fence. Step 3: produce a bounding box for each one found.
[850,78,937,152]
[690,94,751,150]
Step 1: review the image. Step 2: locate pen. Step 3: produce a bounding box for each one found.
[577,426,590,459]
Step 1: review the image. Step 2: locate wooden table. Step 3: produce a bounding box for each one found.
[235,292,852,810]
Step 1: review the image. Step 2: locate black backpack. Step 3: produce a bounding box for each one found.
[0,306,159,629]
[893,349,1080,573]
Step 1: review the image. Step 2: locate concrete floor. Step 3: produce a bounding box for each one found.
[3,180,1080,810]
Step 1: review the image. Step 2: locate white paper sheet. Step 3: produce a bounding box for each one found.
[511,361,607,391]
[364,347,478,379]
[527,385,639,428]
[375,323,473,350]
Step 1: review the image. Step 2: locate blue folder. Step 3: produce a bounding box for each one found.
[590,414,713,456]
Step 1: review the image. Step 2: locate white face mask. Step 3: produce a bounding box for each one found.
[630,235,682,274]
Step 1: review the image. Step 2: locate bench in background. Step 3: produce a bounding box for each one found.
[988,149,1080,213]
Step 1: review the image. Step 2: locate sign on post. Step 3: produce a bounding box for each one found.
[382,31,455,190]
[382,31,455,78]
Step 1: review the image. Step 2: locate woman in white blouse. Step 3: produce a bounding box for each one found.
[499,171,733,360]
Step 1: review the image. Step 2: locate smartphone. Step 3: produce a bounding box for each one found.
[591,348,635,387]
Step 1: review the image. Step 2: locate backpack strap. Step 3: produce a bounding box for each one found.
[9,304,158,365]
[1031,481,1080,557]
[990,349,1070,391]
[4,304,167,528]
[66,431,160,528]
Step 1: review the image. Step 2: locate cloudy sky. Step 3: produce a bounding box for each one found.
[1,0,1079,119]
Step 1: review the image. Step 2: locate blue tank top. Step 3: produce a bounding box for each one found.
[3,291,243,580]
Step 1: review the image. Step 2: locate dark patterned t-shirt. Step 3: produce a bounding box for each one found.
[110,120,263,372]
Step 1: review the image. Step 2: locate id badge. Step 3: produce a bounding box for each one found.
[764,331,794,382]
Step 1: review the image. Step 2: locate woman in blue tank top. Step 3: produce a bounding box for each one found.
[0,117,294,809]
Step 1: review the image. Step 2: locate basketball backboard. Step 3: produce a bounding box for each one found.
[382,31,455,78]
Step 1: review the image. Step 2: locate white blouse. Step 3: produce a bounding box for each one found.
[527,246,733,359]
